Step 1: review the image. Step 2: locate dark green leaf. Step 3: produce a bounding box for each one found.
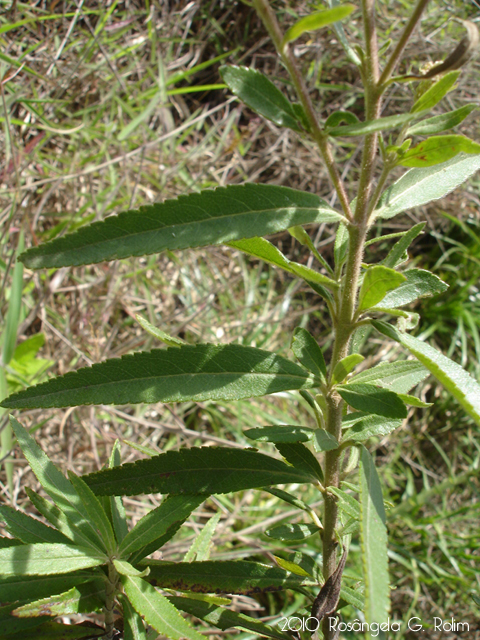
[119,594,147,640]
[325,110,359,127]
[0,604,51,638]
[0,506,68,545]
[265,488,311,512]
[220,66,301,130]
[12,582,104,617]
[373,269,448,309]
[145,560,313,594]
[283,5,355,45]
[398,135,480,167]
[406,104,477,136]
[83,447,317,496]
[328,111,421,137]
[381,222,426,269]
[0,536,23,549]
[275,442,324,482]
[2,344,317,409]
[19,184,345,269]
[337,384,407,418]
[350,360,429,394]
[358,266,406,311]
[0,571,99,603]
[332,354,364,384]
[374,153,480,220]
[244,425,314,443]
[5,621,104,639]
[372,321,480,426]
[0,543,105,577]
[359,447,390,624]
[291,327,328,382]
[265,523,320,541]
[342,413,403,443]
[411,71,460,113]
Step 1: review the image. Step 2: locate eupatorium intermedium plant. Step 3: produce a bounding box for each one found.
[2,1,480,639]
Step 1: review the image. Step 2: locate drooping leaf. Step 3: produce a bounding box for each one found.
[265,522,320,542]
[244,425,314,443]
[123,576,205,640]
[19,184,345,269]
[397,135,480,168]
[332,354,365,384]
[119,594,147,640]
[0,571,99,604]
[325,110,359,127]
[337,384,407,419]
[135,315,185,347]
[410,70,460,113]
[83,447,317,497]
[283,5,355,45]
[2,344,318,409]
[169,596,292,640]
[220,66,301,131]
[114,560,150,578]
[118,495,204,558]
[374,153,480,220]
[350,360,429,394]
[342,413,403,443]
[275,442,324,482]
[12,582,105,617]
[372,321,480,426]
[291,327,328,382]
[358,266,406,312]
[381,222,426,269]
[0,505,69,545]
[184,511,221,563]
[359,447,390,625]
[373,269,448,309]
[0,543,105,577]
[229,237,338,290]
[406,104,477,136]
[145,560,313,594]
[265,488,311,513]
[312,429,339,452]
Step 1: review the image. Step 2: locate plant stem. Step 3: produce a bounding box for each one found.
[104,561,118,639]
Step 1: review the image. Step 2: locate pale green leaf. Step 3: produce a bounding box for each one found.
[327,0,361,65]
[244,425,314,443]
[406,104,477,136]
[2,344,317,409]
[332,354,365,384]
[327,111,422,137]
[381,222,426,269]
[0,543,104,577]
[274,556,311,577]
[265,523,320,541]
[114,559,151,577]
[19,184,345,269]
[334,221,349,268]
[337,384,407,418]
[350,360,429,394]
[372,321,480,426]
[328,487,360,520]
[283,5,355,45]
[374,153,480,220]
[135,315,185,347]
[107,441,129,543]
[291,327,328,382]
[184,511,221,563]
[2,232,24,366]
[12,582,104,617]
[411,71,460,113]
[359,447,390,624]
[0,505,69,545]
[0,570,99,605]
[398,135,480,168]
[397,393,432,408]
[373,269,448,309]
[325,110,359,127]
[358,266,406,312]
[342,413,403,443]
[312,429,339,452]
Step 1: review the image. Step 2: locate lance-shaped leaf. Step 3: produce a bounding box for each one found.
[411,71,460,113]
[0,615,104,640]
[0,543,105,577]
[328,487,360,520]
[184,511,221,562]
[372,320,480,426]
[0,570,99,603]
[381,222,426,269]
[332,354,364,384]
[275,442,324,482]
[374,152,480,220]
[107,441,129,543]
[83,447,317,497]
[123,576,205,640]
[291,327,328,382]
[342,413,403,443]
[19,184,345,269]
[397,135,480,168]
[265,523,320,541]
[119,594,147,640]
[12,582,105,617]
[406,104,477,137]
[312,429,339,452]
[350,360,429,394]
[283,5,355,45]
[145,560,313,594]
[373,269,448,309]
[118,494,205,558]
[169,596,292,640]
[0,505,69,545]
[220,66,301,131]
[2,344,317,409]
[327,111,423,137]
[358,266,406,312]
[337,384,407,419]
[359,447,390,625]
[229,237,338,290]
[245,425,314,443]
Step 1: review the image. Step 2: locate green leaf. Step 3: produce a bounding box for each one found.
[406,104,477,136]
[350,360,429,394]
[312,429,339,452]
[332,354,365,384]
[9,417,111,551]
[283,5,355,45]
[397,393,432,408]
[291,327,328,382]
[123,576,205,640]
[0,571,99,603]
[107,441,129,543]
[358,266,406,312]
[374,153,480,220]
[265,523,320,541]
[220,66,301,131]
[118,494,204,557]
[327,111,422,137]
[169,596,291,640]
[1,619,104,639]
[12,582,104,617]
[0,536,23,548]
[342,413,403,443]
[229,237,338,290]
[359,447,390,625]
[327,0,362,66]
[397,135,480,168]
[2,344,318,409]
[334,221,349,268]
[328,487,360,520]
[19,184,345,269]
[411,71,460,113]
[325,110,359,127]
[0,543,105,577]
[119,594,147,640]
[67,472,116,555]
[265,488,311,513]
[372,321,480,426]
[275,442,324,482]
[381,222,426,269]
[184,511,221,562]
[135,315,185,347]
[373,269,448,309]
[83,447,317,496]
[114,559,151,578]
[2,232,24,366]
[0,505,69,545]
[244,425,314,443]
[145,560,313,594]
[337,384,407,418]
[274,556,312,577]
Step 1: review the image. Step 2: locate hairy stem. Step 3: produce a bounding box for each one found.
[104,562,118,639]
